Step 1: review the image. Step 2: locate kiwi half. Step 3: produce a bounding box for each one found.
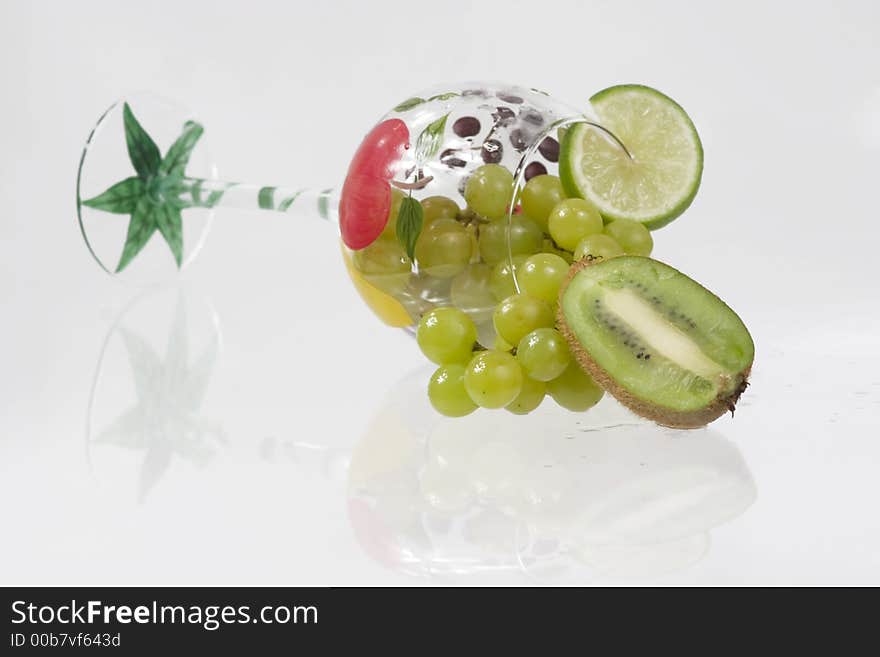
[558,256,753,428]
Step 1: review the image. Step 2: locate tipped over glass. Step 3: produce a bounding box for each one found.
[76,82,627,345]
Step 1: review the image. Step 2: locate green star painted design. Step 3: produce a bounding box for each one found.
[81,103,204,272]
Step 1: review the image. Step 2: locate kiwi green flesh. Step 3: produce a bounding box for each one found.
[559,256,753,423]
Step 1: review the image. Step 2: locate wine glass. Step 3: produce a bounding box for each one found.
[76,82,627,345]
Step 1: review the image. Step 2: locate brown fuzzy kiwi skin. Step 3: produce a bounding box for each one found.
[556,256,753,430]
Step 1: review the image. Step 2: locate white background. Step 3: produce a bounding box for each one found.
[1,0,879,585]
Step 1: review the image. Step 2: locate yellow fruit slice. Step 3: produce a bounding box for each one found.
[341,244,414,328]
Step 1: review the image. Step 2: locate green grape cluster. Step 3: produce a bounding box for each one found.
[418,307,603,417]
[352,161,658,418]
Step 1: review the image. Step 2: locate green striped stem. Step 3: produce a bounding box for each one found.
[181,177,336,221]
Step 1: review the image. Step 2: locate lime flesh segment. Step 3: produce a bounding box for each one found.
[560,85,703,229]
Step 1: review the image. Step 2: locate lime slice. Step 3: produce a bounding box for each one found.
[559,85,703,230]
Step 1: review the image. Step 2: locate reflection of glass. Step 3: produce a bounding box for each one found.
[347,367,757,582]
[76,84,626,338]
[86,286,225,502]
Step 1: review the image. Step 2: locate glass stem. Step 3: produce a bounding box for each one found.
[180,177,337,221]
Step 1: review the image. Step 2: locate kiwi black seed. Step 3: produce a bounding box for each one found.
[558,256,754,429]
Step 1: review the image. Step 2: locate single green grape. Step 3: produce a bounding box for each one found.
[464,164,514,220]
[450,264,495,323]
[422,195,460,226]
[352,235,412,295]
[415,218,473,278]
[464,350,524,409]
[428,364,478,417]
[604,218,654,256]
[506,375,546,415]
[489,255,527,300]
[417,306,478,365]
[547,198,603,251]
[516,328,571,381]
[573,233,624,262]
[493,293,555,346]
[380,188,406,240]
[520,175,565,232]
[518,253,569,304]
[547,362,604,411]
[478,215,543,265]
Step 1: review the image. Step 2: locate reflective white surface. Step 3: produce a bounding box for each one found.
[1,0,879,585]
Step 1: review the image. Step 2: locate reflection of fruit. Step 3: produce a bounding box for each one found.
[340,119,410,249]
[348,405,417,489]
[420,463,473,512]
[347,360,756,582]
[558,256,753,427]
[341,245,413,327]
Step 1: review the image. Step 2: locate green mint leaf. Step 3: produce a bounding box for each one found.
[81,176,145,214]
[258,186,276,210]
[415,113,449,161]
[427,92,459,102]
[154,204,184,267]
[393,97,424,112]
[115,198,158,272]
[396,196,423,260]
[277,191,302,212]
[123,103,162,180]
[160,120,204,178]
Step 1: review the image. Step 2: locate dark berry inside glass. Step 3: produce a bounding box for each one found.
[453,116,481,138]
[538,137,560,162]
